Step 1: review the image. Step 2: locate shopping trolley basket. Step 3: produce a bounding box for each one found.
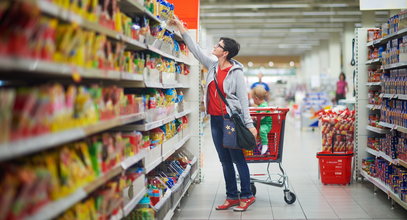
[244,107,296,204]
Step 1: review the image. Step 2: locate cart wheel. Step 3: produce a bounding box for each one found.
[250,183,256,196]
[284,191,296,204]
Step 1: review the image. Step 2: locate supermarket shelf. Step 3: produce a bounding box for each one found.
[383,62,407,70]
[35,0,121,39]
[366,148,398,164]
[162,134,192,161]
[366,104,381,110]
[132,109,191,131]
[381,93,401,99]
[366,82,382,86]
[147,45,191,65]
[366,41,374,47]
[148,45,178,61]
[366,125,389,134]
[27,189,87,220]
[145,82,190,89]
[365,58,381,65]
[0,57,119,80]
[122,35,148,51]
[191,169,199,181]
[121,149,147,170]
[27,166,123,220]
[360,170,392,197]
[366,147,380,156]
[0,57,148,82]
[121,72,144,81]
[123,187,148,216]
[379,121,407,134]
[163,173,194,220]
[21,148,148,219]
[378,121,397,130]
[145,156,162,174]
[366,28,407,47]
[175,109,192,119]
[36,0,187,62]
[381,28,407,44]
[0,112,145,161]
[84,166,122,193]
[366,148,407,169]
[361,170,407,210]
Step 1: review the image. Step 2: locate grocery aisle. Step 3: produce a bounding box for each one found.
[173,118,407,220]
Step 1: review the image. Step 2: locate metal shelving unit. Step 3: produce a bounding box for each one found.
[361,170,407,210]
[366,125,389,134]
[0,0,201,218]
[0,112,145,161]
[366,104,381,110]
[356,26,407,211]
[365,58,381,65]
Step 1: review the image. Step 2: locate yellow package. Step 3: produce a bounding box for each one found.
[44,151,61,200]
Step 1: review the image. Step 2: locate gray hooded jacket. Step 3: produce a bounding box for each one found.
[182,32,254,129]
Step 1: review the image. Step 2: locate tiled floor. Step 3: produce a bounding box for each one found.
[173,118,407,219]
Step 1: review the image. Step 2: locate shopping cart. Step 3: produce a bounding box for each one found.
[244,107,296,204]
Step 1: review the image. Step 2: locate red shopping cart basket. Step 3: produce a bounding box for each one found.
[244,107,289,162]
[316,152,353,185]
[242,107,296,204]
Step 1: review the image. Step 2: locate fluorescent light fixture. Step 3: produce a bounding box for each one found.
[318,4,349,7]
[302,11,336,16]
[201,4,310,9]
[290,28,317,32]
[329,18,360,22]
[336,11,362,15]
[269,4,310,8]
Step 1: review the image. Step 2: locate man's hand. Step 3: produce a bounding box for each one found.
[249,127,257,138]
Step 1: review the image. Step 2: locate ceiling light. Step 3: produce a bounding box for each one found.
[336,11,362,15]
[268,61,274,67]
[248,62,254,67]
[290,28,316,32]
[201,4,310,9]
[318,4,349,7]
[290,61,295,67]
[302,11,335,16]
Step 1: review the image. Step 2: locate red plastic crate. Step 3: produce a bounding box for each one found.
[316,152,353,185]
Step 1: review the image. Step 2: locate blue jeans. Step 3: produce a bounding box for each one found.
[210,115,253,199]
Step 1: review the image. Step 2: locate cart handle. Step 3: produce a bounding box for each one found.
[249,107,289,113]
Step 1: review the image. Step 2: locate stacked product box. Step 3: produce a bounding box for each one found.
[364,158,407,202]
[382,69,407,95]
[380,99,407,128]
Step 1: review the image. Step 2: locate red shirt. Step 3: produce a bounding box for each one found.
[207,66,232,115]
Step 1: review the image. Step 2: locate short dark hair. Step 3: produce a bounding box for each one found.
[219,37,240,60]
[339,72,346,80]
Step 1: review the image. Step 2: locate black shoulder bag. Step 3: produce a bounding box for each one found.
[213,78,256,150]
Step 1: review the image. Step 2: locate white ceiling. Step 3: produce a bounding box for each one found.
[200,0,389,56]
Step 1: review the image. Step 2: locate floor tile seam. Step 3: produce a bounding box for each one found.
[348,181,389,219]
[311,176,342,219]
[208,178,222,219]
[265,183,275,219]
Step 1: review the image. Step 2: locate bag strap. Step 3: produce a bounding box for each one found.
[213,70,232,111]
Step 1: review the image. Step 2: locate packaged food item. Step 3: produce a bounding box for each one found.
[318,109,355,153]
